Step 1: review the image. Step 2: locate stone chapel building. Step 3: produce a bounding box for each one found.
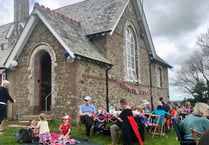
[0,0,171,121]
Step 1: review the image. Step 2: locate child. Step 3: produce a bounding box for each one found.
[28,118,39,141]
[37,113,51,145]
[58,115,72,140]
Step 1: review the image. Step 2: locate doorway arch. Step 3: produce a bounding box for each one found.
[28,44,57,114]
[39,52,51,111]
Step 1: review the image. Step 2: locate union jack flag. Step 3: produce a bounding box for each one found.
[0,69,5,75]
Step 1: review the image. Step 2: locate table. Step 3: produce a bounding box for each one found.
[93,112,117,134]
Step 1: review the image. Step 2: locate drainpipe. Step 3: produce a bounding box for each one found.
[106,64,112,112]
[149,56,154,111]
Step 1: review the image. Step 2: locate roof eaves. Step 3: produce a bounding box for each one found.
[5,14,39,68]
[153,56,173,68]
[132,0,156,57]
[86,30,112,37]
[109,0,129,35]
[33,4,77,59]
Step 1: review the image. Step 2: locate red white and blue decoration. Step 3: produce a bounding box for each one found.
[108,74,150,95]
[0,69,5,75]
[93,111,117,123]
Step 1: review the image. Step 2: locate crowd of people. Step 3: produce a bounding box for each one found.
[1,79,209,145]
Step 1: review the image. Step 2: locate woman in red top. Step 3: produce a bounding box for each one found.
[58,115,72,140]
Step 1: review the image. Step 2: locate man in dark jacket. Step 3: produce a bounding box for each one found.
[0,80,16,134]
[108,98,133,145]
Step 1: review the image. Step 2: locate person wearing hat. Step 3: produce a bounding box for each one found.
[142,100,151,113]
[79,96,96,141]
[58,115,72,140]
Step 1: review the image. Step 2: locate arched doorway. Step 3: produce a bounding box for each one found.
[39,52,51,111]
[29,44,57,115]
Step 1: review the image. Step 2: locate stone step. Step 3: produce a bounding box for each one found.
[18,114,52,121]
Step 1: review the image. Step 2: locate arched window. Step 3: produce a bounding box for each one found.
[157,67,162,88]
[125,26,137,82]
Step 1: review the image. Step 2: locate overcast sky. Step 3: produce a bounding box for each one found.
[1,0,209,101]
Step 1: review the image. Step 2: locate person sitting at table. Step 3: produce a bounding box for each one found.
[142,100,151,113]
[170,104,178,118]
[132,105,143,116]
[161,102,171,113]
[108,98,133,145]
[185,101,193,114]
[79,96,96,141]
[158,97,165,106]
[179,102,209,142]
[151,105,170,126]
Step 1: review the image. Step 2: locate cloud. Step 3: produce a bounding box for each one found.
[1,0,207,101]
[34,0,84,9]
[0,0,85,26]
[0,0,13,25]
[144,0,209,101]
[144,0,209,38]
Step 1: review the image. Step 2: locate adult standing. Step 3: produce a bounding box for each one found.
[108,98,133,145]
[0,80,16,134]
[79,96,96,141]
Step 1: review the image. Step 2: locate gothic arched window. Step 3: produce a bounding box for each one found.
[125,26,137,82]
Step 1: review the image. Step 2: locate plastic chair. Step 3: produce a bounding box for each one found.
[172,118,196,145]
[190,128,203,145]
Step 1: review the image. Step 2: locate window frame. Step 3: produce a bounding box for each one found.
[157,67,163,88]
[0,70,6,85]
[125,25,138,82]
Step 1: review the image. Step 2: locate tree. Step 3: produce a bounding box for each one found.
[175,29,209,102]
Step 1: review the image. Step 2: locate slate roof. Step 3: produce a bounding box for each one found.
[56,0,129,35]
[0,23,13,68]
[1,0,171,68]
[35,5,110,64]
[154,55,172,68]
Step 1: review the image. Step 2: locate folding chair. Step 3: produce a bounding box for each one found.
[117,130,122,144]
[76,119,93,136]
[190,128,204,145]
[76,120,86,135]
[172,118,196,145]
[148,114,165,139]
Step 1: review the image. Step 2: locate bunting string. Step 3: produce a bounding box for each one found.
[108,74,150,95]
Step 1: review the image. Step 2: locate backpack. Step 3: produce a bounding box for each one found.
[17,128,34,143]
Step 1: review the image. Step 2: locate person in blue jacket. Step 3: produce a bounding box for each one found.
[151,105,170,125]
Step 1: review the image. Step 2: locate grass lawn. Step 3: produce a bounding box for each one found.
[0,120,179,145]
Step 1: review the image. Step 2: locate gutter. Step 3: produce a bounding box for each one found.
[106,64,113,112]
[149,57,154,111]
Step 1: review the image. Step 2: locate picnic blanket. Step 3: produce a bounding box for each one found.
[16,132,80,145]
[17,132,101,145]
[50,132,80,145]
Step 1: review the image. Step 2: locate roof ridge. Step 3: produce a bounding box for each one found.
[55,0,87,11]
[34,2,81,27]
[0,22,13,28]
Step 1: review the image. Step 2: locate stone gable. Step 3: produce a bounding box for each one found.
[5,0,169,121]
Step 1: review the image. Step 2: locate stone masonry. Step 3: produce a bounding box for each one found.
[5,0,169,121]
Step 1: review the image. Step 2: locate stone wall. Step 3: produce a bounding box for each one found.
[5,0,170,121]
[93,1,169,108]
[7,20,80,120]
